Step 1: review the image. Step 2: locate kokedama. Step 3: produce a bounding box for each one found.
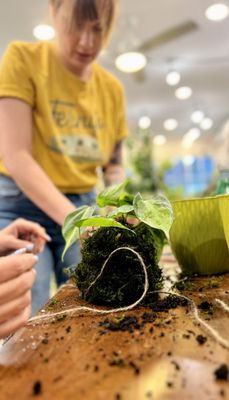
[62,181,173,307]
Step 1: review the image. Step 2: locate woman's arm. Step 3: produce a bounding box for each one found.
[103,141,126,186]
[0,98,76,225]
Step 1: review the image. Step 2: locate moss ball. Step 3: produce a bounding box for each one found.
[74,222,164,307]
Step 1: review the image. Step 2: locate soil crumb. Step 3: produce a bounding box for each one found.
[214,364,229,381]
[33,381,42,396]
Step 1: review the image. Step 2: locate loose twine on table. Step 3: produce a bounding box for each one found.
[28,246,229,350]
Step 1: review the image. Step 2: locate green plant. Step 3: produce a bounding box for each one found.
[156,160,184,200]
[125,131,156,195]
[62,181,174,306]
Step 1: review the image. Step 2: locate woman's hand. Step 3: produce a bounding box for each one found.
[79,227,97,247]
[0,253,37,338]
[0,218,51,255]
[103,164,125,187]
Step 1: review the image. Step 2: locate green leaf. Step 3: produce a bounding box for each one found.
[73,216,134,232]
[107,205,134,218]
[96,180,133,207]
[133,193,173,236]
[62,205,95,260]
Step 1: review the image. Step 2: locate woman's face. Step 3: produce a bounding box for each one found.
[51,0,105,76]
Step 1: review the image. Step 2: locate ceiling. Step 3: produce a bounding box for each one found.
[1,0,229,162]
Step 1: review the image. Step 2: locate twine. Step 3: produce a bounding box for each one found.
[215,298,229,312]
[29,247,149,323]
[173,293,229,350]
[28,247,229,350]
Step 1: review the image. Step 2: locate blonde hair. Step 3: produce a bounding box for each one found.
[50,0,118,41]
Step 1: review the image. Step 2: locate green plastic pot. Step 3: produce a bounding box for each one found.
[169,195,229,275]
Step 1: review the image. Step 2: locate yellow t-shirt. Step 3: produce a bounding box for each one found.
[0,41,128,193]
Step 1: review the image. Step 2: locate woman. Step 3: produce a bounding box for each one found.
[0,0,128,314]
[0,218,49,338]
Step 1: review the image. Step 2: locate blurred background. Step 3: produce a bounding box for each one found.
[1,0,229,198]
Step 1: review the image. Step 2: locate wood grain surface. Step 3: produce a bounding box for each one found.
[0,275,228,400]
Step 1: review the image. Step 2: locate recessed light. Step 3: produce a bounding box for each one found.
[115,52,147,73]
[165,71,181,86]
[138,116,151,129]
[191,110,205,124]
[200,118,213,130]
[205,3,229,21]
[153,135,167,146]
[33,24,55,41]
[185,127,201,141]
[175,86,192,100]
[182,128,201,148]
[163,118,178,131]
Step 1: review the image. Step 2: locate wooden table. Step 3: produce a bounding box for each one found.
[0,274,228,400]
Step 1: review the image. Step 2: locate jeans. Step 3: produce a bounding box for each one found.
[0,175,96,314]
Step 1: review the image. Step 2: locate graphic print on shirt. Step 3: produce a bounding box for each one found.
[48,99,104,163]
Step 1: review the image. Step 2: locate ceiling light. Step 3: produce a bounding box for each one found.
[166,71,181,86]
[191,110,205,124]
[175,86,192,100]
[205,3,229,21]
[185,127,201,141]
[182,128,201,148]
[33,24,55,41]
[163,118,178,131]
[115,52,147,73]
[153,135,167,146]
[138,116,151,129]
[200,118,213,130]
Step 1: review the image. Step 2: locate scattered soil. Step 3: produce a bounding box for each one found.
[65,326,71,333]
[198,301,213,311]
[214,364,229,381]
[149,294,189,311]
[98,293,189,335]
[196,335,207,345]
[33,381,42,396]
[99,316,141,333]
